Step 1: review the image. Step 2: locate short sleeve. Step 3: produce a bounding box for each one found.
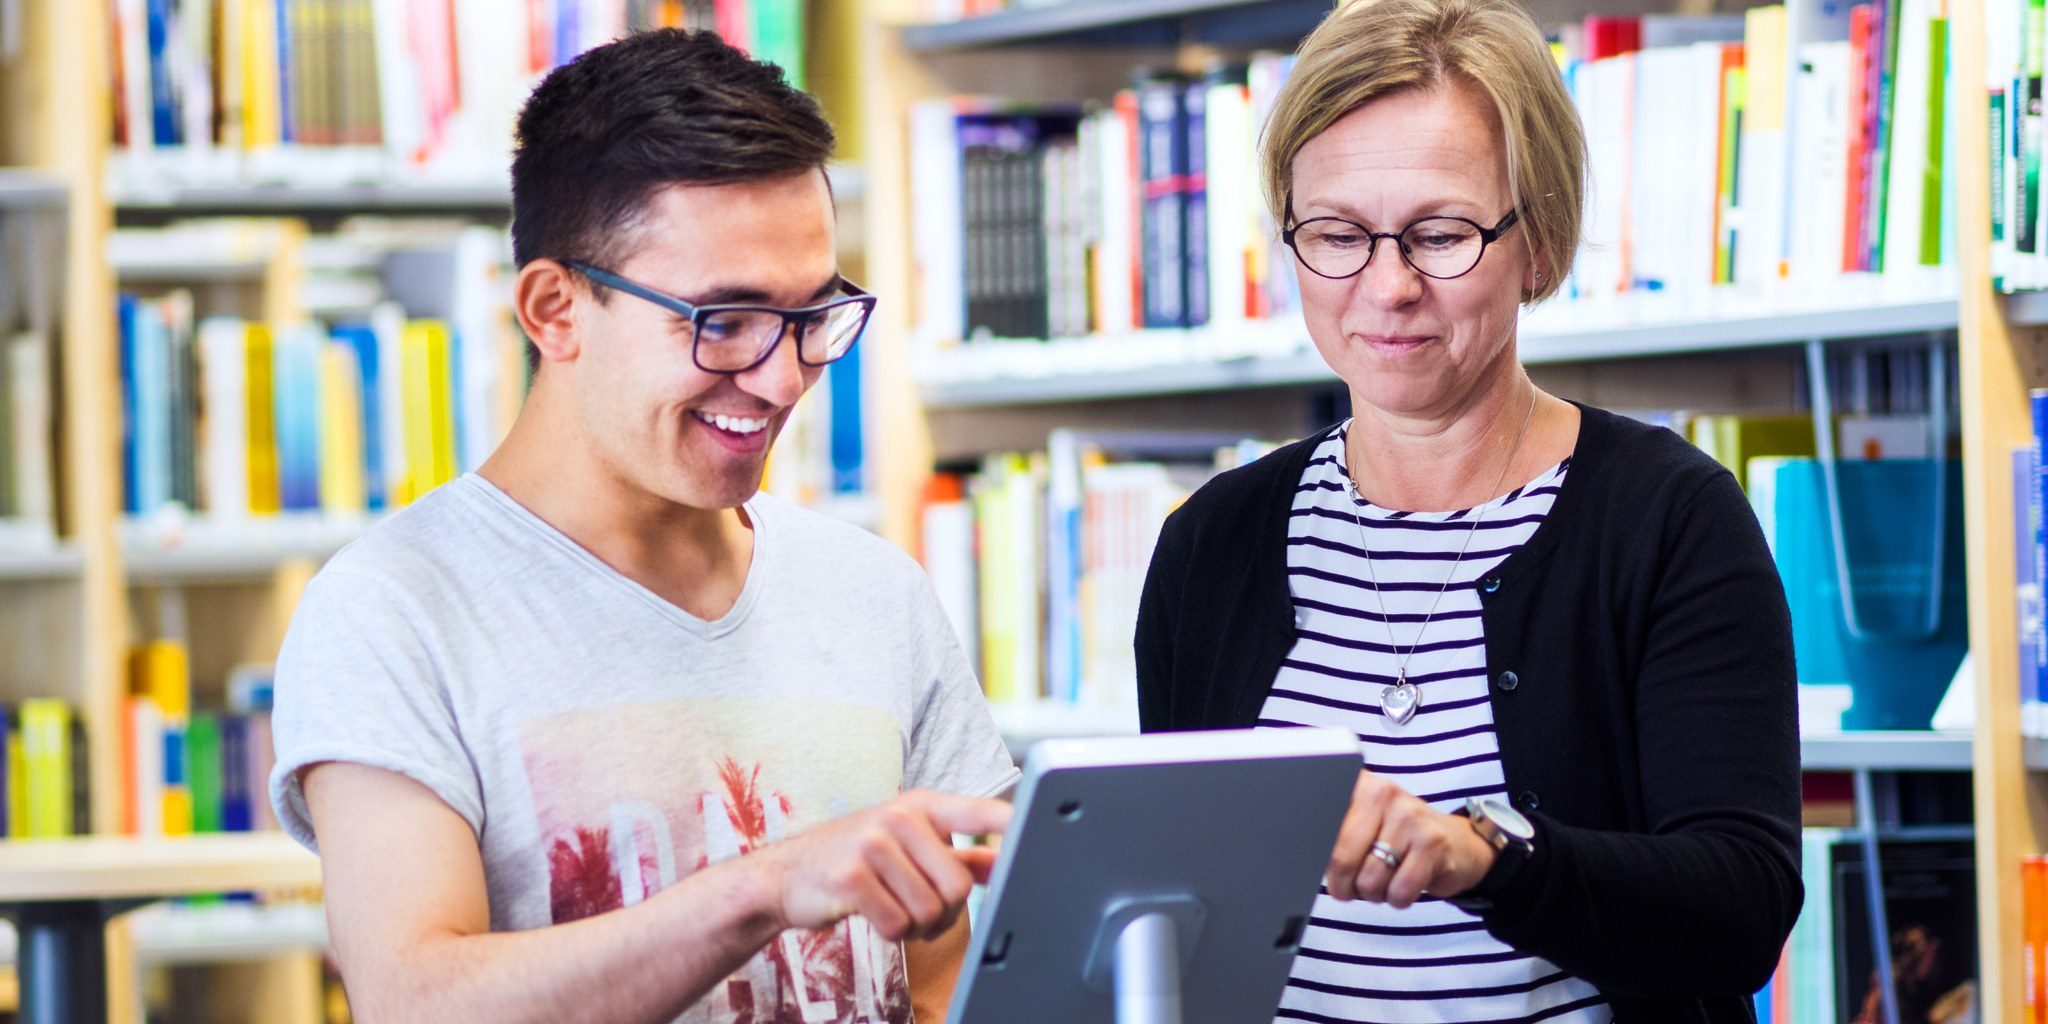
[900,577,1019,800]
[269,568,485,852]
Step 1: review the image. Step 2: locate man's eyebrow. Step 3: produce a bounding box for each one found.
[687,275,844,308]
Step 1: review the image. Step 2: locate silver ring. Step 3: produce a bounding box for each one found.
[1369,842,1402,871]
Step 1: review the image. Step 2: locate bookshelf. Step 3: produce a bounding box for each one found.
[2,2,874,1019]
[859,0,2026,1015]
[919,290,1964,408]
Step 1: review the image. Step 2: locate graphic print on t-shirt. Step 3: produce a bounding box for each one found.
[518,697,912,1024]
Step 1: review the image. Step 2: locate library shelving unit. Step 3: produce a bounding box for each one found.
[0,4,335,1021]
[854,0,2026,1015]
[4,3,874,1020]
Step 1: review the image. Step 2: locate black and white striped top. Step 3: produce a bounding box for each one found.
[1259,425,1608,1024]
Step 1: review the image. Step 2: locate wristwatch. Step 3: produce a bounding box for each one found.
[1464,796,1536,857]
[1448,797,1537,913]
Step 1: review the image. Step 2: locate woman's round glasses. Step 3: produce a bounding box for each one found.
[565,260,876,375]
[1282,209,1521,281]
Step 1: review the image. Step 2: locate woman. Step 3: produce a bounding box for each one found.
[1133,0,1802,1021]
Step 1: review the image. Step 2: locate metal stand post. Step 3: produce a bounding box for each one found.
[1113,911,1184,1024]
[6,900,132,1024]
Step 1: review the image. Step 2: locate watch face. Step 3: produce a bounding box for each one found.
[1478,799,1535,841]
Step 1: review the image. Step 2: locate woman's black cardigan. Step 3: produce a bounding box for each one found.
[1134,403,1803,1023]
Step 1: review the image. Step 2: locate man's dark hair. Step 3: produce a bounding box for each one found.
[510,29,836,276]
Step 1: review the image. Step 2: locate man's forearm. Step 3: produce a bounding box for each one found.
[343,857,785,1024]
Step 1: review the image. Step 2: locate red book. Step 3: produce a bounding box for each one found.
[714,0,751,52]
[1582,15,1642,59]
[1842,4,1874,272]
[1115,89,1143,333]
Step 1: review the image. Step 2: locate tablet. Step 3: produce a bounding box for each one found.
[949,727,1361,1024]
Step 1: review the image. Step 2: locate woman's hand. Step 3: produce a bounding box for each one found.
[1326,770,1498,909]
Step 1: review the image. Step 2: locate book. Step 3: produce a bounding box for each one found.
[18,698,72,838]
[1831,840,1978,1023]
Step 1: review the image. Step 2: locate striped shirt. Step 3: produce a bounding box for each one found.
[1259,425,1608,1024]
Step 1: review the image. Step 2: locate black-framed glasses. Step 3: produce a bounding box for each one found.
[565,260,876,374]
[1282,209,1521,281]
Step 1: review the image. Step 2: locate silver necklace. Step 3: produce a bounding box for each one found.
[1346,392,1539,727]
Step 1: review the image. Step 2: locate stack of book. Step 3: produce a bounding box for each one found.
[125,643,280,837]
[0,697,91,837]
[118,293,496,523]
[918,431,1272,712]
[1757,833,1978,1023]
[106,0,803,191]
[1988,0,2048,291]
[908,1,1959,359]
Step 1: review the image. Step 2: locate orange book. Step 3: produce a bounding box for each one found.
[2028,855,2048,1024]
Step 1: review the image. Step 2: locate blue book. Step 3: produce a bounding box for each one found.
[1044,431,1083,703]
[272,328,322,511]
[119,294,142,514]
[333,325,386,511]
[131,301,173,515]
[219,715,253,832]
[0,704,12,837]
[828,341,865,495]
[1136,74,1188,328]
[274,0,294,143]
[2031,389,2048,735]
[2017,447,2042,737]
[1182,78,1210,329]
[556,0,582,68]
[145,0,180,145]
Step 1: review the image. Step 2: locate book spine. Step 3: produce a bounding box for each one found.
[1137,77,1187,328]
[1181,78,1209,329]
[188,711,223,833]
[19,698,71,838]
[221,714,254,831]
[1846,4,1875,270]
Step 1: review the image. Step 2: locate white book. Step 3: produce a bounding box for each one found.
[7,334,52,533]
[130,698,165,837]
[1789,42,1853,282]
[450,0,529,176]
[1091,106,1136,334]
[177,0,216,152]
[921,497,979,665]
[370,0,424,164]
[115,0,153,152]
[1205,79,1252,328]
[1629,48,1685,294]
[1736,7,1788,289]
[910,100,966,345]
[1682,42,1730,303]
[1881,0,1933,275]
[197,317,249,519]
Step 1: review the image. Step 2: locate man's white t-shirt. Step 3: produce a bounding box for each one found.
[270,475,1019,1024]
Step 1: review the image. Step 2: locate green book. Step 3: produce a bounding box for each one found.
[1687,414,1818,493]
[750,0,804,88]
[186,712,223,834]
[1918,17,1946,266]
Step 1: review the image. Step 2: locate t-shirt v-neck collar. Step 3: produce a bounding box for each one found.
[457,474,767,639]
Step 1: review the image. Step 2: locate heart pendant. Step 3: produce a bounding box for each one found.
[1380,680,1420,726]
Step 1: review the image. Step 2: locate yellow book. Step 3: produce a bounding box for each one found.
[6,729,24,839]
[318,341,368,514]
[399,321,459,503]
[19,699,72,838]
[129,637,196,835]
[1689,414,1818,492]
[246,323,281,515]
[241,0,282,148]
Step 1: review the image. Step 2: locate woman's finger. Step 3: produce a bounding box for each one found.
[1326,774,1392,900]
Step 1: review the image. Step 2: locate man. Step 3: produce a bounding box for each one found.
[270,29,1018,1024]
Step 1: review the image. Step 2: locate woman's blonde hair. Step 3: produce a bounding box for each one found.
[1261,0,1585,301]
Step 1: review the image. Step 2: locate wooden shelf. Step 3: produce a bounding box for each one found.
[0,543,83,581]
[919,288,1962,408]
[0,834,320,904]
[122,515,371,584]
[900,0,1329,51]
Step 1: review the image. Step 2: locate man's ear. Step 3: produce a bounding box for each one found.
[516,260,583,366]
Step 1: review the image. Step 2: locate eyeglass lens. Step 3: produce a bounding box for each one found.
[1291,217,1488,279]
[694,300,870,372]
